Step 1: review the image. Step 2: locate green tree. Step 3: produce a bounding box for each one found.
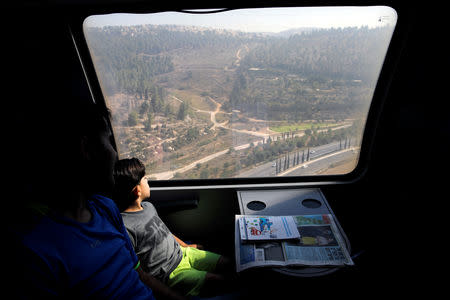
[177,102,189,120]
[139,101,150,116]
[128,111,138,126]
[144,111,153,132]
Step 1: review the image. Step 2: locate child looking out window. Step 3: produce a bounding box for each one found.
[113,158,233,297]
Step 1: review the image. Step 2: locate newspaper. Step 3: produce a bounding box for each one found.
[235,214,354,272]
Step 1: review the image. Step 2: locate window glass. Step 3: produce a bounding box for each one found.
[83,6,396,180]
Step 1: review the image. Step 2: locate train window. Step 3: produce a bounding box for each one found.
[83,6,396,182]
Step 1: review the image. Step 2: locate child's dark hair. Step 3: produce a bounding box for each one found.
[113,158,146,212]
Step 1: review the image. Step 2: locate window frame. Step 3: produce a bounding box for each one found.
[69,2,409,190]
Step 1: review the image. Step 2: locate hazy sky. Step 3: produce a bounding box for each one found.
[84,6,397,33]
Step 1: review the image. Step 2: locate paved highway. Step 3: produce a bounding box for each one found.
[238,141,357,178]
[280,148,357,176]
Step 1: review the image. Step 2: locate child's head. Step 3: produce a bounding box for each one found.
[113,158,150,211]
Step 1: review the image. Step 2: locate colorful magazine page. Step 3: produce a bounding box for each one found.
[238,215,300,241]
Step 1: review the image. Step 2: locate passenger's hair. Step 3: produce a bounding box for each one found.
[77,103,112,139]
[113,158,146,212]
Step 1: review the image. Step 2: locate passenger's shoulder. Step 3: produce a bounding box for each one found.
[141,201,155,210]
[141,201,158,216]
[90,194,120,215]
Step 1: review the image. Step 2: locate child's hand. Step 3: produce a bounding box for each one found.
[188,244,204,250]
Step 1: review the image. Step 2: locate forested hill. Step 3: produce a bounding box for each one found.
[239,26,393,83]
[230,26,393,120]
[85,24,393,120]
[86,24,256,56]
[85,25,257,95]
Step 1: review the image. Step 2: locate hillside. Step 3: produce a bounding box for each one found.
[84,24,392,178]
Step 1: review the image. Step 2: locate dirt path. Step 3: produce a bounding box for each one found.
[234,44,248,66]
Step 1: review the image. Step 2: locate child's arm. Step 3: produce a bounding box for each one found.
[173,234,203,250]
[136,265,188,300]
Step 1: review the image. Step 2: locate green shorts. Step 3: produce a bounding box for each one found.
[167,246,221,296]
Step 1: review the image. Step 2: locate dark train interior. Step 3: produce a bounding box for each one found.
[5,0,447,298]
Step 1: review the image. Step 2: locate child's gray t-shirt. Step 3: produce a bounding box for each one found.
[121,201,182,281]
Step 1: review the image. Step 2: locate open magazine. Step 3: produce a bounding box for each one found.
[235,214,354,272]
